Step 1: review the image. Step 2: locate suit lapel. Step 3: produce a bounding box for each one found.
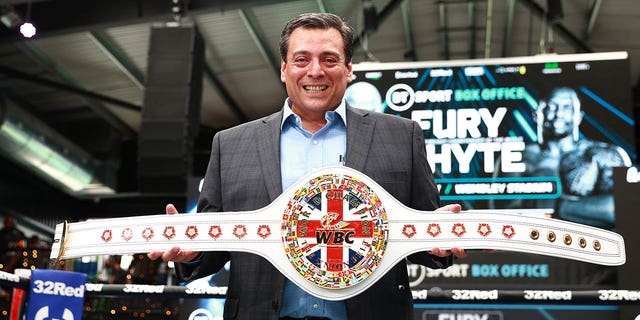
[257,111,283,201]
[257,106,375,199]
[346,106,375,172]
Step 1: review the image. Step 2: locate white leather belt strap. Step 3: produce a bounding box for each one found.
[50,166,625,301]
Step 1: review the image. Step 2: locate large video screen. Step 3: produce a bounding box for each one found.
[345,52,635,293]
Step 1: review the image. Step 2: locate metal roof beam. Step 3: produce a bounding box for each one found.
[238,8,282,83]
[353,0,403,50]
[400,0,416,61]
[501,0,515,57]
[438,1,451,60]
[468,0,477,59]
[13,42,136,138]
[316,0,328,13]
[584,0,602,41]
[203,62,248,123]
[0,0,303,40]
[89,30,145,90]
[0,65,142,113]
[517,0,593,53]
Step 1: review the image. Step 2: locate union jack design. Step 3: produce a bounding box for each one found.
[282,173,388,289]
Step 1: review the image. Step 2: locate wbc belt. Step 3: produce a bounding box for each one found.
[50,166,625,301]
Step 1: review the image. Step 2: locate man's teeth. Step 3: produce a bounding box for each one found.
[304,85,327,92]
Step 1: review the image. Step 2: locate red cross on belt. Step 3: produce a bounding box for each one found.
[296,189,374,272]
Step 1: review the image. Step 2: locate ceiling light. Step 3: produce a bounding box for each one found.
[0,95,116,196]
[19,21,35,38]
[1,4,37,39]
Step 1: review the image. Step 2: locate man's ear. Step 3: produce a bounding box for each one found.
[577,110,584,125]
[280,60,286,83]
[533,101,545,122]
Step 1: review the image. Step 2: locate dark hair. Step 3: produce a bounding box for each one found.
[279,13,354,64]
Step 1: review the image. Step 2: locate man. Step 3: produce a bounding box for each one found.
[0,214,27,273]
[149,13,465,320]
[518,87,585,213]
[0,214,26,253]
[525,87,631,228]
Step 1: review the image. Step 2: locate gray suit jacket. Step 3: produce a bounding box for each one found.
[180,106,450,320]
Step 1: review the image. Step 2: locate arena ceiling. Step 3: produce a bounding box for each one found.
[0,0,639,225]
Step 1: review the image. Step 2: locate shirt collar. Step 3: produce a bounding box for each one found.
[280,98,347,132]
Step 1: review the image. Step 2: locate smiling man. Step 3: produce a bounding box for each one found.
[149,13,465,320]
[279,24,352,134]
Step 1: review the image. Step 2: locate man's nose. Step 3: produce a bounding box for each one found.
[555,109,571,119]
[307,59,324,77]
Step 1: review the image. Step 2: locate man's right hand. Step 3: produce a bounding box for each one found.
[147,204,201,263]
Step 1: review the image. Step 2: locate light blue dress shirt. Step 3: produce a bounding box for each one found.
[279,98,348,320]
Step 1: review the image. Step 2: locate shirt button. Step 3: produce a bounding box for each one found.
[312,140,318,145]
[312,303,319,309]
[397,284,406,291]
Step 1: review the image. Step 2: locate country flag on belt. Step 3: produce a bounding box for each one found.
[296,189,374,272]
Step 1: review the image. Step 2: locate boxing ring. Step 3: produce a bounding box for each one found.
[1,271,639,304]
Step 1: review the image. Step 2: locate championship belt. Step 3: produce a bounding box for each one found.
[50,166,625,301]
